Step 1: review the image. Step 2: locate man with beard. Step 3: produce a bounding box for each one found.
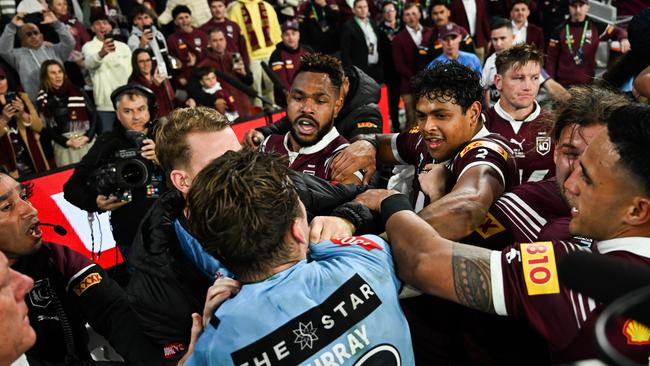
[261,53,362,184]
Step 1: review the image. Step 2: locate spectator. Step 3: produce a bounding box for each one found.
[0,252,34,366]
[269,18,312,107]
[340,0,383,84]
[485,0,537,20]
[199,0,250,65]
[533,0,568,46]
[392,2,433,129]
[546,0,630,87]
[128,5,172,80]
[482,18,516,105]
[158,0,211,28]
[0,67,49,178]
[379,0,402,132]
[450,0,490,62]
[128,48,175,120]
[50,0,90,52]
[261,53,361,184]
[421,1,476,68]
[428,22,481,74]
[167,5,208,88]
[0,10,74,103]
[82,11,132,133]
[510,0,544,49]
[195,28,253,118]
[297,0,341,55]
[227,0,282,108]
[189,67,237,120]
[37,59,96,167]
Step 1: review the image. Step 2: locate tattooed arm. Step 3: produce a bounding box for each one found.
[384,196,496,313]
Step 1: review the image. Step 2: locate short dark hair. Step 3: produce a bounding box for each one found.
[490,17,513,32]
[431,0,451,10]
[607,104,650,195]
[207,0,226,6]
[197,67,216,79]
[172,5,191,19]
[411,62,483,113]
[208,28,226,37]
[551,86,628,142]
[353,0,367,6]
[403,2,419,12]
[495,43,544,75]
[188,149,301,280]
[130,4,152,22]
[156,106,231,175]
[295,53,345,90]
[510,0,530,10]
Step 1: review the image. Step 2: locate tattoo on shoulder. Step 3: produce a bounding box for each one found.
[452,244,495,313]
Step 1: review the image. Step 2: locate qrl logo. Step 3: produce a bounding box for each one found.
[536,136,551,156]
[331,237,384,252]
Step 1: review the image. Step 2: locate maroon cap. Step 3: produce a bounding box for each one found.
[281,19,299,32]
[438,22,462,39]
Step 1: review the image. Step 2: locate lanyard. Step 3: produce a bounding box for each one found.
[310,3,321,22]
[565,20,589,54]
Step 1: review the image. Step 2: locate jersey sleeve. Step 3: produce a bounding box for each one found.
[391,128,421,165]
[452,138,513,187]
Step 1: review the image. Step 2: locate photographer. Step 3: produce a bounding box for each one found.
[63,85,166,269]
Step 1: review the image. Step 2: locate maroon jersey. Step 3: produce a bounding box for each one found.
[260,128,357,181]
[269,43,312,106]
[167,28,209,81]
[392,125,518,211]
[486,101,555,183]
[198,19,250,65]
[491,238,650,363]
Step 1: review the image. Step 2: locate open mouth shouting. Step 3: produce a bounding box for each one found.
[26,221,42,241]
[295,117,319,137]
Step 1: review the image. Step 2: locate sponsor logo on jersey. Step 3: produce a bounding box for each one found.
[536,136,552,156]
[231,274,381,365]
[408,126,420,134]
[331,236,384,251]
[474,212,506,239]
[73,272,103,296]
[356,122,377,129]
[520,242,560,296]
[164,342,187,359]
[623,320,650,345]
[459,140,509,160]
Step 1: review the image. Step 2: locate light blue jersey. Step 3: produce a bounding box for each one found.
[428,51,482,74]
[185,235,414,366]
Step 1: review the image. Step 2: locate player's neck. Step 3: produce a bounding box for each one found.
[499,99,535,121]
[513,19,525,28]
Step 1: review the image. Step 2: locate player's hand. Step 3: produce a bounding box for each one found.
[620,38,631,54]
[176,313,202,366]
[96,194,129,211]
[41,9,57,24]
[140,138,158,162]
[139,29,154,47]
[309,216,355,244]
[243,129,264,150]
[233,63,245,76]
[331,140,376,185]
[99,38,115,57]
[2,102,17,120]
[202,278,240,328]
[187,52,197,66]
[11,13,25,26]
[354,189,400,212]
[215,98,227,114]
[418,163,450,201]
[152,68,165,86]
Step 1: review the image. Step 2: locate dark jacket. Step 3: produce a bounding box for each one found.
[450,0,490,48]
[258,66,382,140]
[15,243,162,366]
[526,22,545,50]
[298,0,341,54]
[392,26,434,95]
[340,18,383,83]
[268,42,313,106]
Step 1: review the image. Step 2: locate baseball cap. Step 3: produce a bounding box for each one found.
[569,0,588,5]
[281,19,300,33]
[438,22,462,39]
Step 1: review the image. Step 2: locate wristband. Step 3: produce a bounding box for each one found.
[381,194,413,227]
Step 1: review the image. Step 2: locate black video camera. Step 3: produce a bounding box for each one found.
[87,131,154,202]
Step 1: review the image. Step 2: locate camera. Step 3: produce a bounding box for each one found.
[87,131,154,202]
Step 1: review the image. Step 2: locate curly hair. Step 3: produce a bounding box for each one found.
[296,53,345,90]
[411,62,483,113]
[187,149,301,281]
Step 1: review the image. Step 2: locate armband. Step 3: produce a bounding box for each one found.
[380,194,413,226]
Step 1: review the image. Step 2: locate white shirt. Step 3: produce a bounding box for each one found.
[481,52,497,88]
[356,17,379,65]
[462,0,477,36]
[512,20,528,45]
[406,24,423,46]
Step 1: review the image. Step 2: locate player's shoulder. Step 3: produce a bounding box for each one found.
[457,133,512,161]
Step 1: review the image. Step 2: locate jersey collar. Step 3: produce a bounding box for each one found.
[596,237,650,259]
[494,99,541,124]
[284,127,342,155]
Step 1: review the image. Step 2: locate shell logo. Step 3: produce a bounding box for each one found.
[623,319,650,345]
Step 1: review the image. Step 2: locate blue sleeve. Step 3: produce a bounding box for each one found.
[174,219,235,280]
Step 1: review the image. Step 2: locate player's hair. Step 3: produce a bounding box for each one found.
[353,0,367,7]
[172,5,191,19]
[129,4,153,23]
[510,0,531,10]
[495,43,544,75]
[197,67,216,80]
[490,17,513,32]
[207,0,226,6]
[403,2,419,12]
[208,27,226,38]
[411,62,482,113]
[550,86,628,142]
[188,149,301,281]
[295,53,345,91]
[607,104,650,196]
[155,106,231,175]
[431,0,451,10]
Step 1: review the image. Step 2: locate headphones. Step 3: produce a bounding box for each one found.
[110,84,158,119]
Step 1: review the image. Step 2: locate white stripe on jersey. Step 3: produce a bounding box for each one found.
[390,133,408,165]
[65,263,97,292]
[577,292,587,322]
[559,241,593,328]
[494,193,548,241]
[490,250,508,316]
[568,289,583,328]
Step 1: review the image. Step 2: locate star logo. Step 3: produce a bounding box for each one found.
[293,321,319,350]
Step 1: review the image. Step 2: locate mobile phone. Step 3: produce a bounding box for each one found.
[232,52,242,65]
[5,92,16,104]
[104,33,114,42]
[143,25,152,32]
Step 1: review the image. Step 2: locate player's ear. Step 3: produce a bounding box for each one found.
[626,195,650,227]
[467,100,482,127]
[170,169,191,194]
[494,73,503,91]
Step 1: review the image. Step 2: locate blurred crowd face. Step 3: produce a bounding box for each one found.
[174,12,194,33]
[0,75,8,96]
[402,6,420,29]
[382,3,397,24]
[495,61,541,110]
[0,175,43,261]
[51,0,69,17]
[287,71,342,147]
[430,4,451,27]
[136,51,154,77]
[116,94,150,132]
[510,3,530,25]
[441,34,461,58]
[91,19,113,41]
[199,72,218,89]
[210,0,227,21]
[133,13,153,30]
[490,26,515,53]
[46,63,65,89]
[20,23,44,49]
[209,31,228,54]
[282,29,300,50]
[353,0,369,21]
[0,251,35,366]
[569,1,589,22]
